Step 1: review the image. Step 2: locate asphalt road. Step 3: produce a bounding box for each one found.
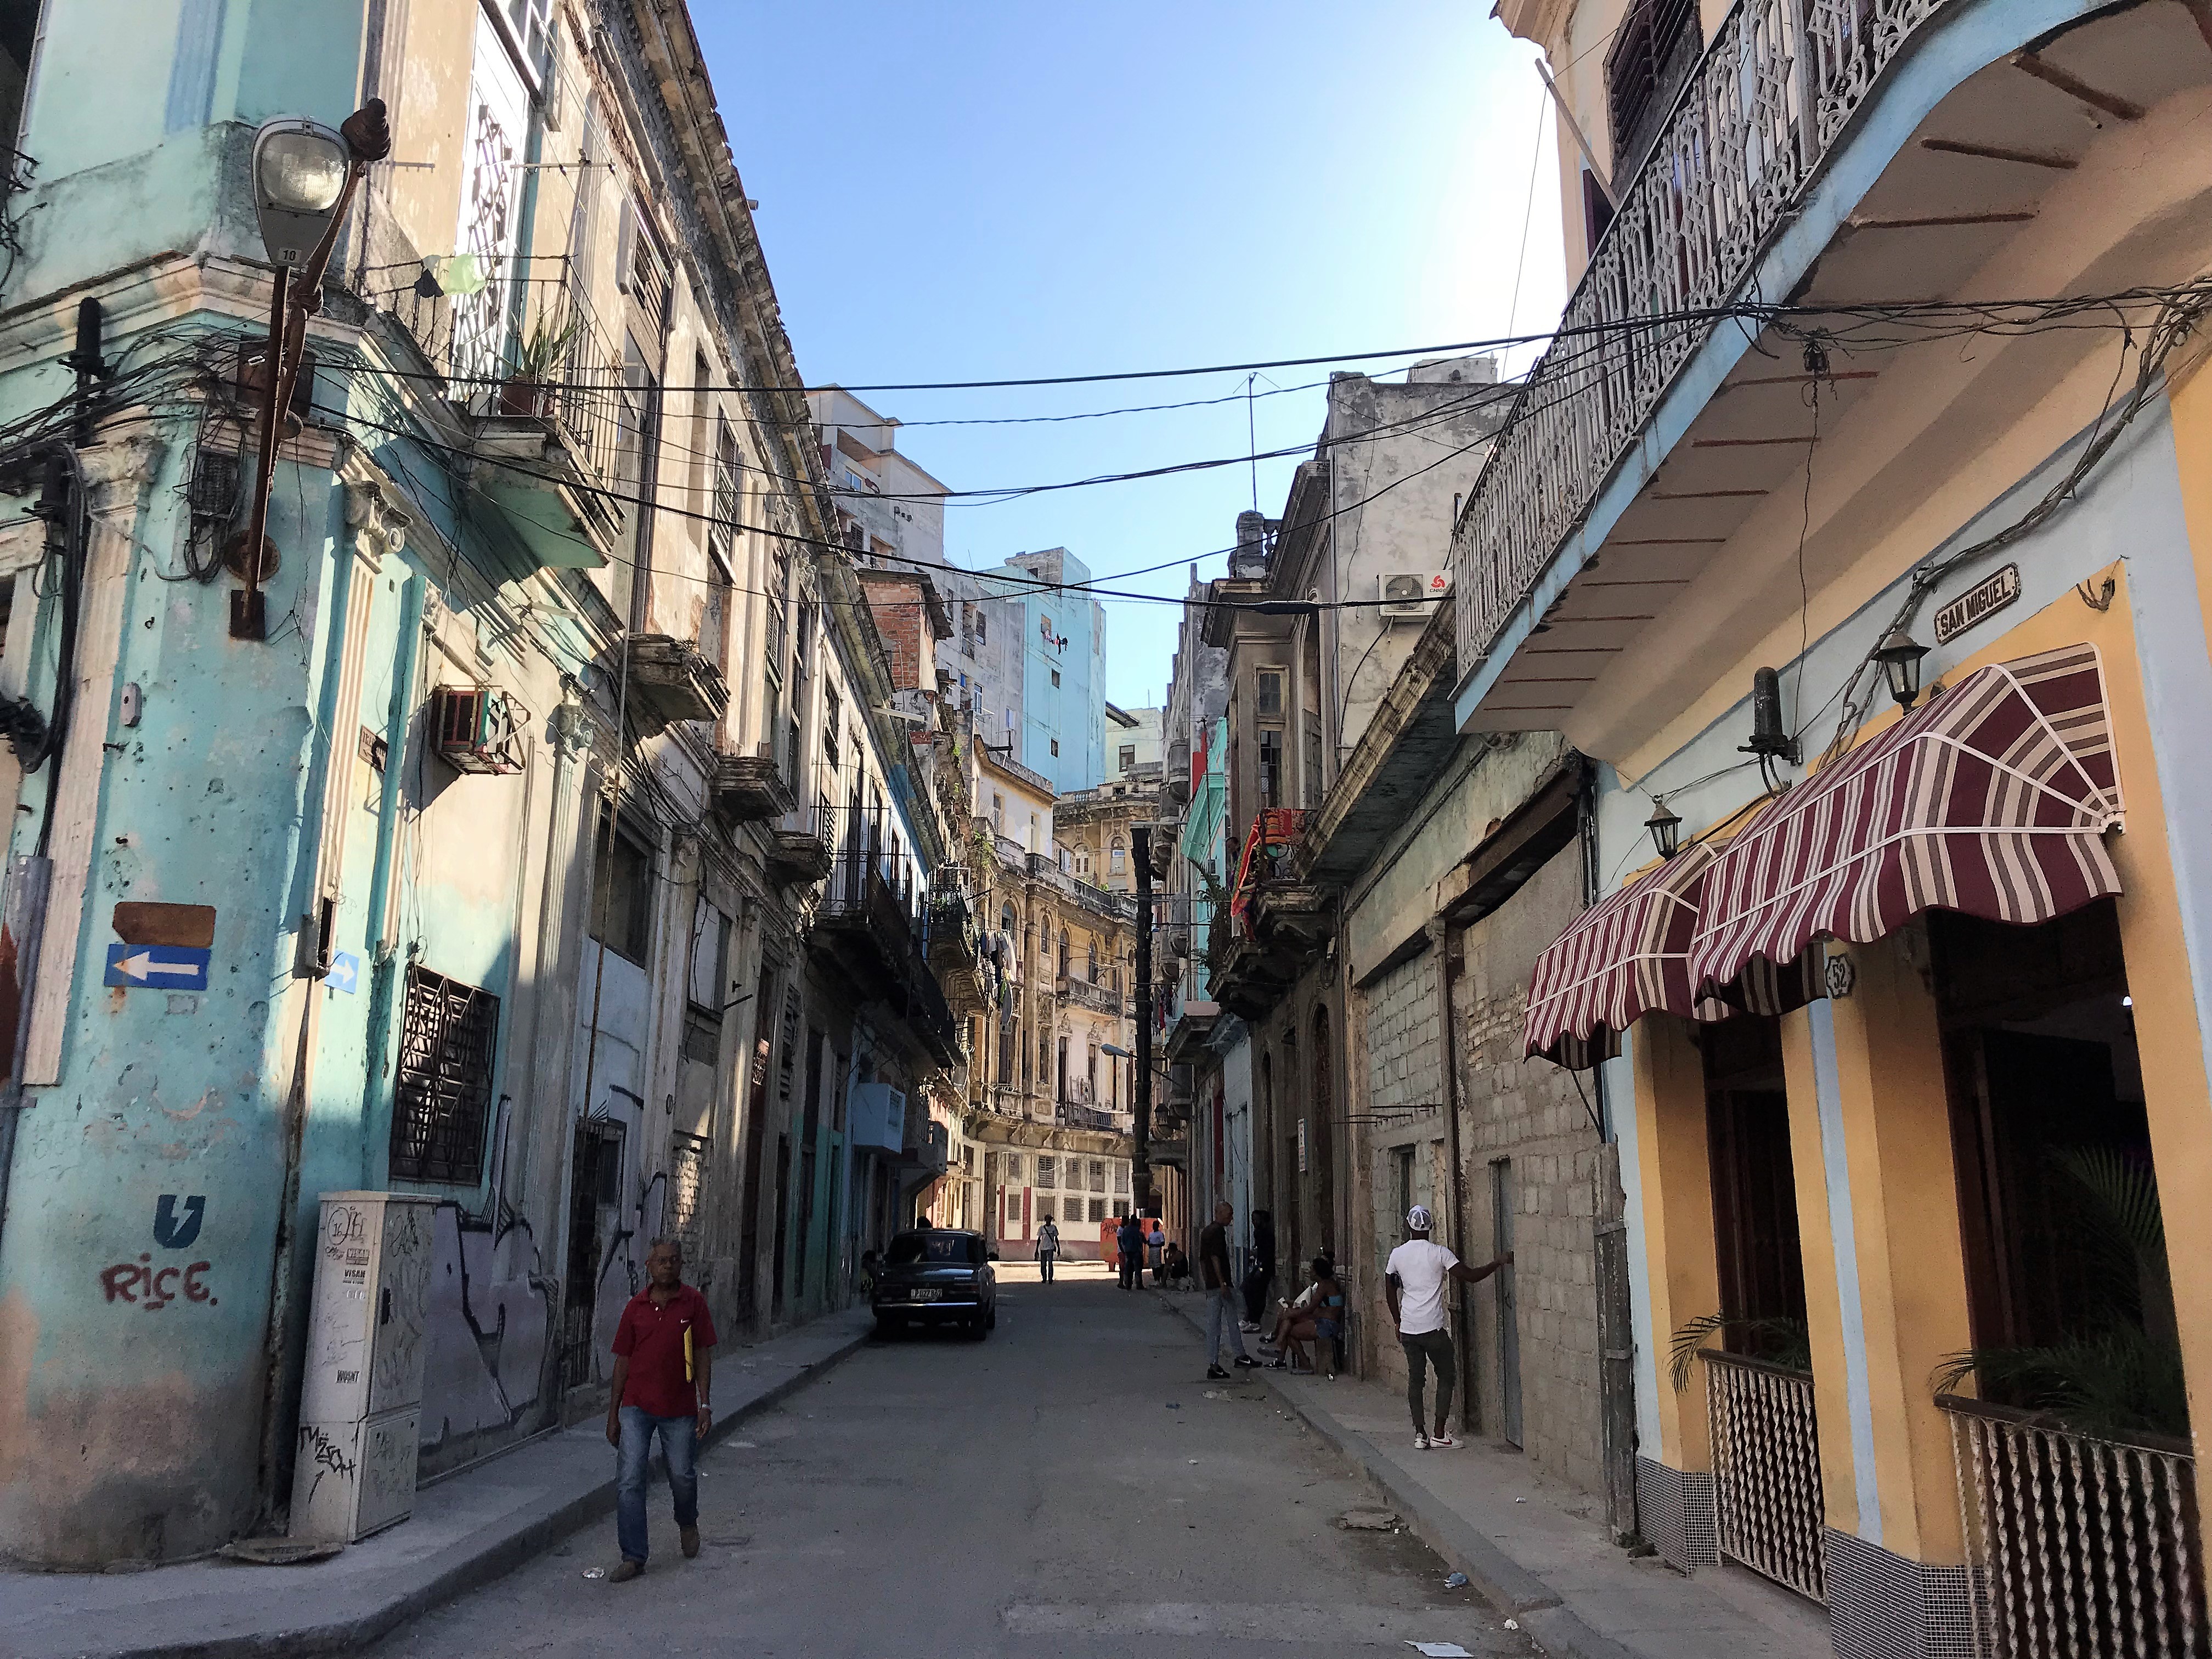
[373,1260,1530,1659]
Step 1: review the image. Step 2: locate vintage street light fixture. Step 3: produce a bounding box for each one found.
[1874,628,1931,712]
[1644,800,1683,861]
[234,100,392,640]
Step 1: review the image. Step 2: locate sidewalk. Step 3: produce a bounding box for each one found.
[1,1307,873,1659]
[1152,1286,1830,1659]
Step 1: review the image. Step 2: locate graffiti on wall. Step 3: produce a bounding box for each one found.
[585,1169,665,1383]
[99,1256,216,1307]
[417,1200,555,1454]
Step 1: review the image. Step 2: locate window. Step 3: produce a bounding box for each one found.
[1259,729,1284,809]
[1058,929,1070,976]
[1114,1164,1129,1195]
[975,611,987,645]
[1110,839,1126,874]
[1037,1156,1057,1188]
[1005,1189,1022,1227]
[1119,744,1136,772]
[1256,669,1284,717]
[713,417,740,550]
[1050,738,1060,757]
[589,804,653,964]
[1005,1153,1024,1181]
[1304,716,1323,809]
[1051,669,1061,688]
[388,967,500,1183]
[823,695,840,770]
[1605,0,1700,177]
[992,793,1005,833]
[1088,1159,1105,1193]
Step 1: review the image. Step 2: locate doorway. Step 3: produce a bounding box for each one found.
[736,972,775,1325]
[1491,1156,1522,1447]
[559,1119,624,1389]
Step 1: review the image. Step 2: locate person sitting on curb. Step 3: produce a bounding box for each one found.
[1385,1205,1509,1451]
[1161,1239,1191,1288]
[604,1238,715,1581]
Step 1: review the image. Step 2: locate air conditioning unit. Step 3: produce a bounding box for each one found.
[1379,570,1450,620]
[431,685,526,775]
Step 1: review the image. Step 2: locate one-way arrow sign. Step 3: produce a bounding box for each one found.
[104,943,212,992]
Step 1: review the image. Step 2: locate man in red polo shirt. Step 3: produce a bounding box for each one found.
[604,1237,715,1580]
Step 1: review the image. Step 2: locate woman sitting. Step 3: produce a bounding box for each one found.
[1266,1257,1344,1378]
[1160,1240,1192,1288]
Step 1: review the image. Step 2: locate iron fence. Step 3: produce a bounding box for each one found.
[1704,1348,1827,1601]
[1943,1395,2204,1658]
[352,253,626,500]
[1453,0,1953,676]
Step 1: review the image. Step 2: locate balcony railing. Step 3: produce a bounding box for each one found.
[353,253,625,503]
[1942,1394,2203,1659]
[1058,973,1121,1015]
[1453,0,1954,675]
[1703,1349,1826,1602]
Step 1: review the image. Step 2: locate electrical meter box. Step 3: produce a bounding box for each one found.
[290,1192,437,1542]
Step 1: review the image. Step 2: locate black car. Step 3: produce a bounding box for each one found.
[872,1228,997,1338]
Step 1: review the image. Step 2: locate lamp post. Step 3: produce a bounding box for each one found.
[234,101,391,640]
[1644,801,1682,861]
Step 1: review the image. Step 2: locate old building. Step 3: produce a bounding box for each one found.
[0,0,964,1568]
[1474,2,2212,1653]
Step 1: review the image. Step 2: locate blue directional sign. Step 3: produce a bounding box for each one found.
[325,952,362,995]
[104,943,211,992]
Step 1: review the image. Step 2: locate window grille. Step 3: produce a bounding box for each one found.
[1114,1163,1129,1195]
[667,1131,710,1269]
[389,967,500,1184]
[1089,1159,1105,1193]
[712,418,740,546]
[1088,1198,1105,1224]
[1037,1156,1057,1188]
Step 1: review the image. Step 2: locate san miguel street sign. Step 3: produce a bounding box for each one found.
[1933,563,2021,645]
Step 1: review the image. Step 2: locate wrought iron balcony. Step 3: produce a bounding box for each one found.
[351,254,626,569]
[1452,0,1955,677]
[1057,973,1121,1016]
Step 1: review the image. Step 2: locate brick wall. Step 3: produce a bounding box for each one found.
[857,575,928,690]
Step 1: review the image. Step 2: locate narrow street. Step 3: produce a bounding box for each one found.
[373,1266,1528,1659]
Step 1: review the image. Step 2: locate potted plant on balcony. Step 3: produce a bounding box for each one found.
[498,304,584,420]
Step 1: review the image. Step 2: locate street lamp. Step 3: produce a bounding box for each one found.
[1873,628,1931,712]
[1644,800,1683,861]
[234,100,391,640]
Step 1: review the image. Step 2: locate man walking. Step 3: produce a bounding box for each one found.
[1384,1205,1509,1451]
[605,1238,716,1579]
[1035,1212,1060,1284]
[1200,1200,1259,1380]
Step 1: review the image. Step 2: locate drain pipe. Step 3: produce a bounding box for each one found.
[1431,913,1476,1436]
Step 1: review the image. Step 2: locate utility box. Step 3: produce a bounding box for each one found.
[290,1192,437,1543]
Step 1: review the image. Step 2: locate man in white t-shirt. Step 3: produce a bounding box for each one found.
[1384,1205,1511,1451]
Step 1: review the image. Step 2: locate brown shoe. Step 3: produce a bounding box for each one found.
[680,1526,700,1559]
[607,1559,644,1583]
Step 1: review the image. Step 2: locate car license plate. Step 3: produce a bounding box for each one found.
[910,1288,941,1302]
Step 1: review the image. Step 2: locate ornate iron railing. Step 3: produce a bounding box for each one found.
[1453,0,1952,676]
[1942,1395,2204,1658]
[1704,1349,1827,1601]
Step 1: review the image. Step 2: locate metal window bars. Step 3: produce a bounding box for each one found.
[1703,1348,1829,1602]
[388,966,500,1185]
[1942,1394,2204,1659]
[1452,0,1951,678]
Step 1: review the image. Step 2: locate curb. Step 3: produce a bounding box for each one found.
[1150,1289,1636,1659]
[58,1321,873,1659]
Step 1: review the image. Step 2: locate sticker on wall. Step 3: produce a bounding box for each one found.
[154,1194,206,1249]
[326,952,362,995]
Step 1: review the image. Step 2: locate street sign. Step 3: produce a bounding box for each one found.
[326,952,361,994]
[104,943,211,991]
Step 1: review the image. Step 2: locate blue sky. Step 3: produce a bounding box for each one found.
[703,4,1564,710]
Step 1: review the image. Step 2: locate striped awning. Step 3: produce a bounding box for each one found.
[1690,644,2123,994]
[1523,842,1715,1070]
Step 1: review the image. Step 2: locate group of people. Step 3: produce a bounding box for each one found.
[1025,1211,1189,1288]
[1191,1199,1511,1449]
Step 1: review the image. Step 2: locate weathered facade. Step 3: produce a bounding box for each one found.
[0,0,967,1568]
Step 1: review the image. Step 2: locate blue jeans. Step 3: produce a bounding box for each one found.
[1205,1284,1249,1365]
[617,1406,698,1564]
[1037,1251,1055,1282]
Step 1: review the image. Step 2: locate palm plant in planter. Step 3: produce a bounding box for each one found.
[1669,1313,1814,1390]
[1934,1146,2185,1442]
[499,303,584,420]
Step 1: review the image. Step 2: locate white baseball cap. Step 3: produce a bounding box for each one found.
[1407,1205,1432,1231]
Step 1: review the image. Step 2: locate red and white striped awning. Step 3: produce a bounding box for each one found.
[1523,843,1714,1070]
[1690,644,2123,994]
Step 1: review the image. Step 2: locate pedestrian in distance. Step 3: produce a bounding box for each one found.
[1035,1212,1060,1284]
[1147,1218,1166,1285]
[1200,1200,1259,1379]
[604,1237,716,1580]
[1384,1205,1509,1451]
[1240,1207,1275,1331]
[1117,1210,1143,1290]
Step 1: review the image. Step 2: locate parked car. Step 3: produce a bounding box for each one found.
[872,1228,997,1338]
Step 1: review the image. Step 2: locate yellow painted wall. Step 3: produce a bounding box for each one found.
[1776,1009,1857,1537]
[1630,1015,1721,1471]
